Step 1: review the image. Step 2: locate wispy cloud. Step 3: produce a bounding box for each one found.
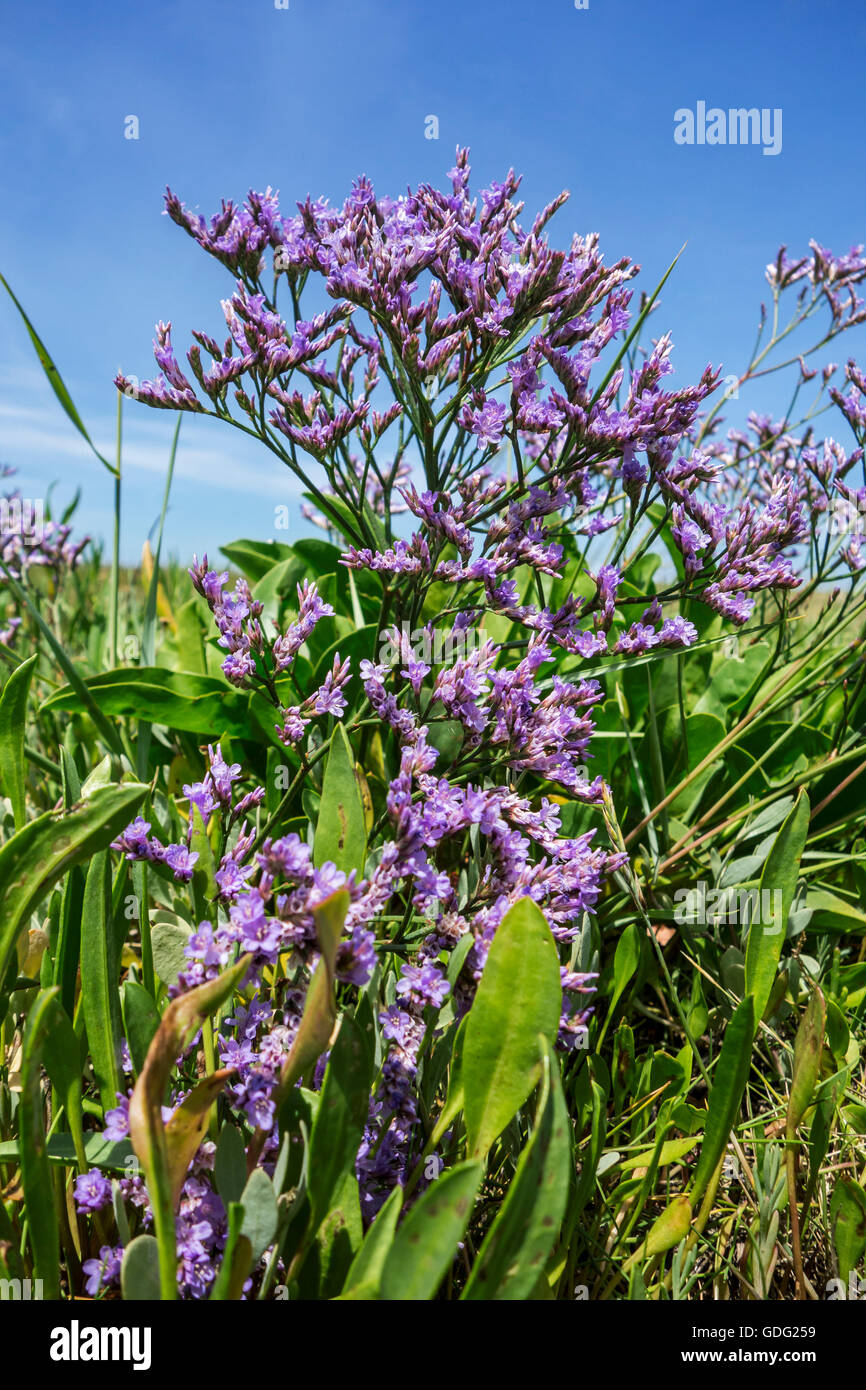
[0,401,302,502]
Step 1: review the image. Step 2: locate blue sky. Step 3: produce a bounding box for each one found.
[0,0,864,563]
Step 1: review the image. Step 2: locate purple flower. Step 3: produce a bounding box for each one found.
[396,962,450,1009]
[74,1169,112,1213]
[103,1093,131,1142]
[163,843,199,882]
[82,1245,123,1298]
[460,397,509,449]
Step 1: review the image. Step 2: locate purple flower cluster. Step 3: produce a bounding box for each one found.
[105,152,866,1277]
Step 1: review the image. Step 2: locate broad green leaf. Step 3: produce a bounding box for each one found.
[80,850,123,1111]
[313,1169,365,1300]
[240,1168,279,1266]
[121,1235,162,1301]
[462,1041,570,1300]
[0,654,36,830]
[41,667,256,739]
[690,995,754,1203]
[608,921,641,1019]
[314,724,367,878]
[340,1185,403,1299]
[215,1124,248,1208]
[219,538,295,583]
[463,898,561,1159]
[150,919,191,989]
[190,802,218,907]
[806,888,866,935]
[121,980,160,1075]
[307,1012,372,1236]
[81,755,114,799]
[53,863,84,1018]
[830,1178,866,1283]
[0,1133,133,1168]
[379,1161,483,1301]
[744,788,810,1028]
[0,783,147,1008]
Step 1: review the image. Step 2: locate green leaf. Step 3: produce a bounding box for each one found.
[616,1135,701,1173]
[0,271,116,475]
[744,788,810,1028]
[463,898,561,1159]
[0,783,148,1009]
[627,1194,693,1266]
[314,724,367,878]
[219,538,294,584]
[240,1168,279,1266]
[608,921,641,1019]
[121,1235,162,1301]
[150,919,192,989]
[379,1161,483,1301]
[307,1012,372,1236]
[462,1041,570,1300]
[121,980,160,1075]
[80,850,123,1111]
[690,995,755,1203]
[190,802,218,908]
[312,1169,364,1300]
[830,1178,866,1283]
[787,989,826,1136]
[0,1133,132,1168]
[41,668,255,739]
[129,956,251,1299]
[340,1185,403,1299]
[18,989,62,1297]
[806,888,866,935]
[214,1124,248,1208]
[0,654,37,831]
[37,989,86,1173]
[274,889,350,1102]
[210,1204,252,1301]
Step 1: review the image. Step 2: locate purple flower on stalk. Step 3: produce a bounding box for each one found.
[103,1093,131,1142]
[396,962,450,1009]
[82,1245,123,1298]
[163,843,199,882]
[460,397,509,449]
[74,1169,112,1213]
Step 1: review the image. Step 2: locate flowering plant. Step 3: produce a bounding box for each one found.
[2,151,866,1302]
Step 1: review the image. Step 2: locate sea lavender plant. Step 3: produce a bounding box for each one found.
[59,150,866,1300]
